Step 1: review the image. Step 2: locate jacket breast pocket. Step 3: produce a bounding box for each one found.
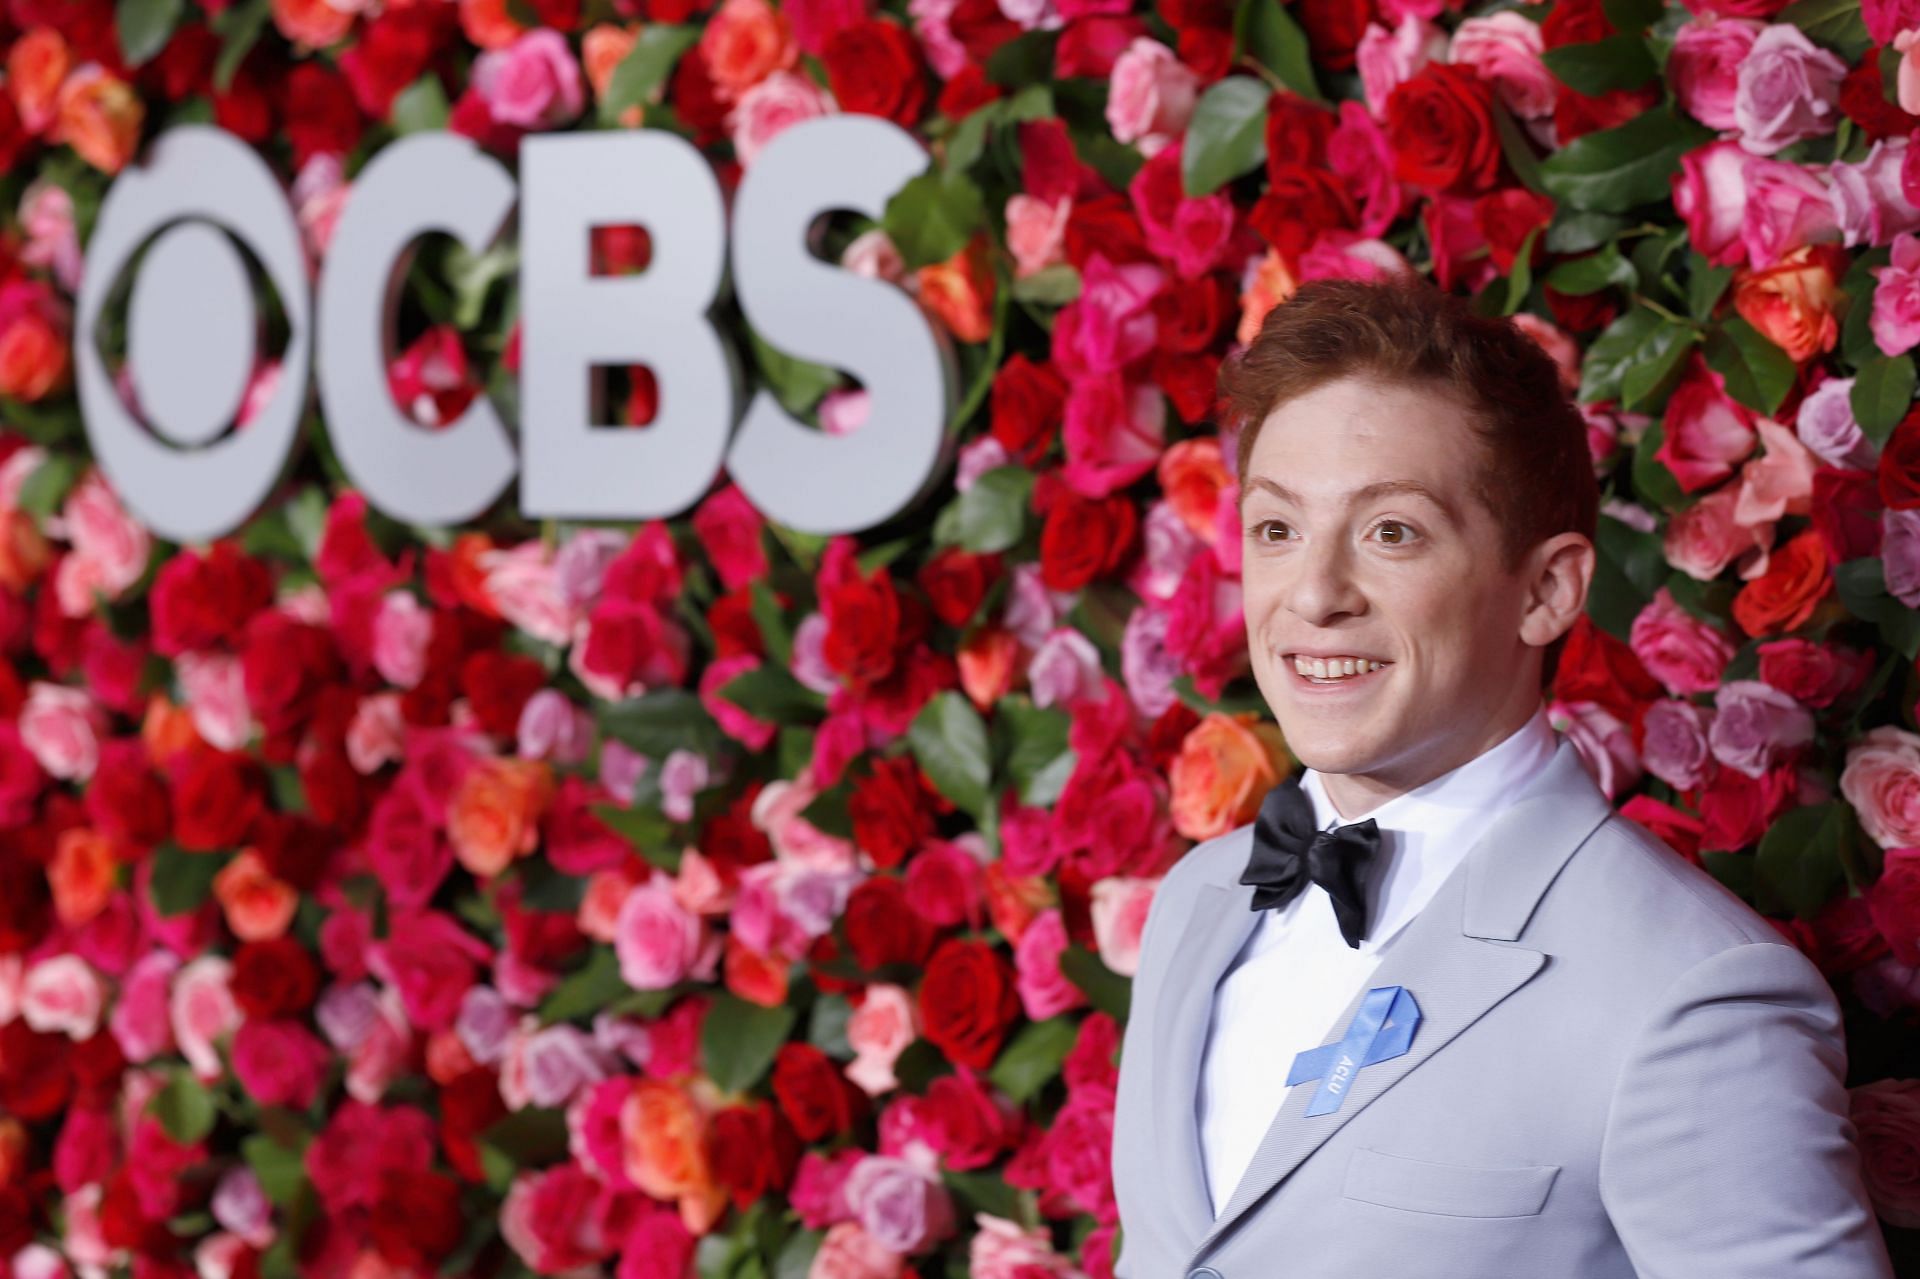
[1341,1147,1560,1219]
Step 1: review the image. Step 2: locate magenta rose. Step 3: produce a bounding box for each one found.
[1013,909,1086,1021]
[1657,365,1757,493]
[365,910,493,1032]
[474,29,584,128]
[233,1019,332,1108]
[1868,848,1920,965]
[1629,587,1737,695]
[1709,680,1815,778]
[1674,141,1753,266]
[1641,699,1715,791]
[1872,233,1920,357]
[1669,16,1762,130]
[1758,638,1873,708]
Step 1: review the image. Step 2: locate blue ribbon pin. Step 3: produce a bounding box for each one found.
[1285,985,1421,1117]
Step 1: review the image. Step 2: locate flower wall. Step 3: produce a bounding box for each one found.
[3,0,1920,1274]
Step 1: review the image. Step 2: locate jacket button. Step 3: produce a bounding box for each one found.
[1188,1270,1224,1279]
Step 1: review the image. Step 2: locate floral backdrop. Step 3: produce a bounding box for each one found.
[3,0,1920,1274]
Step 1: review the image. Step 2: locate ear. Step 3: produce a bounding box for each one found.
[1517,532,1595,649]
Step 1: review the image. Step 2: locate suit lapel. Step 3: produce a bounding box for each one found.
[1189,739,1614,1258]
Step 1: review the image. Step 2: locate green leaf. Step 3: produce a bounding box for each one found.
[774,1230,825,1279]
[1233,0,1321,101]
[1181,77,1270,197]
[1835,558,1920,658]
[746,326,843,419]
[1501,225,1542,316]
[1755,802,1852,918]
[807,995,853,1058]
[16,453,79,521]
[1701,851,1756,900]
[994,697,1073,804]
[943,1169,1024,1222]
[1619,323,1696,412]
[391,74,450,132]
[1631,421,1686,511]
[1685,253,1735,322]
[1579,305,1663,404]
[701,993,797,1094]
[1851,354,1915,443]
[212,0,270,92]
[933,465,1034,553]
[749,581,794,667]
[1545,242,1637,296]
[718,663,828,724]
[1546,210,1631,255]
[1703,317,1796,417]
[1777,0,1872,59]
[1010,264,1082,306]
[1603,0,1666,31]
[986,1016,1077,1103]
[985,31,1058,88]
[1541,35,1657,96]
[1059,946,1132,1022]
[601,25,699,124]
[907,691,994,818]
[882,168,986,270]
[599,689,724,759]
[119,0,185,66]
[481,1108,571,1168]
[242,1134,310,1207]
[150,1070,218,1143]
[1841,247,1892,368]
[539,947,626,1025]
[591,803,679,872]
[1540,109,1715,213]
[149,844,228,916]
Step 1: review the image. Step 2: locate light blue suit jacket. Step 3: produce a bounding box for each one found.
[1111,739,1893,1278]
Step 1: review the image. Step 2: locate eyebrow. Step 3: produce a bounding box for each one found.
[1241,476,1460,522]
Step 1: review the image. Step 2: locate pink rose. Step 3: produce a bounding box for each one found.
[109,951,180,1063]
[1548,700,1643,799]
[1865,0,1920,42]
[1642,699,1715,791]
[481,541,577,646]
[1052,255,1164,379]
[969,1214,1081,1279]
[794,1149,865,1229]
[1029,627,1104,709]
[1358,16,1446,118]
[1328,102,1404,236]
[171,955,241,1079]
[1709,680,1815,778]
[840,228,908,283]
[1669,16,1763,130]
[1843,726,1920,849]
[1014,908,1086,1020]
[1758,637,1873,708]
[19,179,82,293]
[1674,140,1754,266]
[1119,603,1180,720]
[1656,365,1757,492]
[177,651,254,753]
[54,471,150,617]
[19,682,103,781]
[819,387,870,438]
[1796,375,1876,470]
[1851,1077,1920,1227]
[1089,876,1156,977]
[1448,12,1554,120]
[1872,232,1920,357]
[731,70,835,166]
[1061,375,1166,499]
[1105,38,1199,154]
[366,910,494,1032]
[211,1167,275,1248]
[1740,157,1839,268]
[519,1023,611,1109]
[1832,138,1920,248]
[751,775,859,869]
[517,689,591,765]
[615,874,709,990]
[1006,195,1071,279]
[232,1019,331,1108]
[372,591,431,689]
[808,1221,904,1279]
[21,954,104,1039]
[846,983,918,1096]
[1663,485,1774,580]
[475,29,585,128]
[1885,508,1920,608]
[955,437,1012,494]
[699,652,781,751]
[842,1156,956,1255]
[1733,24,1847,155]
[903,837,988,928]
[1734,418,1817,528]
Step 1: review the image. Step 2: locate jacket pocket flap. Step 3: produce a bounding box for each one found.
[1342,1147,1559,1218]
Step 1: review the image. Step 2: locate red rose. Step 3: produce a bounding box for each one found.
[1472,188,1556,274]
[1064,193,1153,270]
[1020,118,1100,205]
[242,611,339,741]
[1153,275,1231,354]
[918,938,1019,1070]
[1840,57,1920,141]
[370,1168,465,1269]
[990,355,1067,466]
[231,938,320,1019]
[1038,488,1138,592]
[1698,762,1798,852]
[842,877,936,971]
[1618,795,1706,865]
[1868,849,1920,965]
[1159,0,1231,32]
[1550,615,1661,724]
[1811,466,1884,564]
[151,542,273,656]
[668,46,731,146]
[1294,0,1373,70]
[1733,529,1832,637]
[770,1043,867,1142]
[823,20,926,128]
[700,788,775,870]
[1054,16,1149,78]
[460,650,548,739]
[84,739,168,846]
[708,1101,800,1210]
[918,549,1002,628]
[438,1068,508,1183]
[152,22,217,101]
[279,63,363,167]
[300,743,366,832]
[214,60,275,143]
[1179,27,1235,80]
[1554,83,1659,145]
[1757,638,1873,709]
[1386,63,1503,195]
[171,749,264,852]
[949,0,1022,62]
[920,1071,1018,1170]
[0,1020,70,1122]
[1879,406,1920,510]
[822,569,905,688]
[1805,891,1893,977]
[1152,350,1221,424]
[936,62,1002,119]
[1264,90,1339,174]
[0,850,50,955]
[1545,283,1620,333]
[1250,167,1356,261]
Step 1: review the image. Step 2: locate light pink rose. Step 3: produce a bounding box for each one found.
[752,775,860,869]
[177,651,253,752]
[1733,24,1847,155]
[516,689,591,765]
[1740,158,1839,269]
[1358,16,1446,118]
[955,437,1012,493]
[1842,726,1920,849]
[21,954,104,1039]
[520,1023,611,1109]
[907,0,966,78]
[109,951,180,1063]
[1832,138,1920,248]
[1053,254,1164,378]
[170,955,240,1079]
[1013,909,1086,1020]
[194,1232,254,1279]
[475,28,585,128]
[19,682,103,781]
[1641,699,1715,791]
[1062,375,1166,499]
[454,984,514,1064]
[674,847,734,919]
[1630,588,1736,695]
[372,590,431,689]
[54,472,150,617]
[808,1221,904,1279]
[1657,368,1756,493]
[1796,375,1876,470]
[1709,680,1815,778]
[212,1167,276,1248]
[1119,602,1180,720]
[1510,312,1581,393]
[656,747,711,824]
[731,70,835,166]
[1850,1077,1920,1227]
[347,692,407,775]
[1663,485,1774,581]
[481,541,577,646]
[1885,508,1920,608]
[1007,194,1071,278]
[12,1243,71,1279]
[1548,700,1643,799]
[615,874,709,990]
[19,180,82,292]
[1089,876,1156,977]
[294,153,348,262]
[1669,16,1763,130]
[1873,232,1920,357]
[969,1213,1083,1279]
[1105,37,1199,155]
[599,739,649,806]
[1123,501,1203,605]
[820,387,870,437]
[1734,417,1817,529]
[997,0,1062,30]
[1028,627,1104,709]
[841,228,907,283]
[842,1156,956,1255]
[1449,12,1553,119]
[846,983,918,1096]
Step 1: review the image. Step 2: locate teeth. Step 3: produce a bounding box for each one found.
[1291,656,1386,680]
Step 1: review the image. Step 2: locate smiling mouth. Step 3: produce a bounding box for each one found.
[1287,655,1392,685]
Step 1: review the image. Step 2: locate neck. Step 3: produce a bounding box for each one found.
[1318,695,1545,821]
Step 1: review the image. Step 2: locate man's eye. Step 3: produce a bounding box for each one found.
[1373,520,1416,545]
[1250,520,1292,543]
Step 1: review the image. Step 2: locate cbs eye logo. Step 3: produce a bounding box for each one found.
[78,118,956,546]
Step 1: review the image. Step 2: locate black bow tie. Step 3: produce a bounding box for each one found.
[1240,776,1383,948]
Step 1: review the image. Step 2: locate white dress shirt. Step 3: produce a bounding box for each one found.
[1194,705,1560,1216]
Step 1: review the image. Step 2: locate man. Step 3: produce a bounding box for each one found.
[1110,279,1892,1278]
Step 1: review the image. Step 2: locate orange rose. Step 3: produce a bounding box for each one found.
[698,0,796,100]
[7,28,69,133]
[448,757,555,877]
[212,849,299,942]
[579,864,644,941]
[957,625,1018,711]
[0,1117,26,1189]
[273,0,356,49]
[1733,245,1844,365]
[1157,438,1231,543]
[983,861,1053,943]
[49,827,118,927]
[54,66,142,175]
[621,1079,726,1233]
[425,1028,477,1085]
[460,0,527,50]
[0,289,71,401]
[142,694,203,764]
[1237,248,1297,347]
[916,238,995,345]
[1732,528,1832,638]
[583,23,644,126]
[1168,712,1291,840]
[723,934,789,1007]
[0,508,51,592]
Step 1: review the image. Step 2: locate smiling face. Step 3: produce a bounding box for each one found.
[1240,375,1589,816]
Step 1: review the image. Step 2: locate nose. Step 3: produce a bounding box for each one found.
[1285,532,1367,628]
